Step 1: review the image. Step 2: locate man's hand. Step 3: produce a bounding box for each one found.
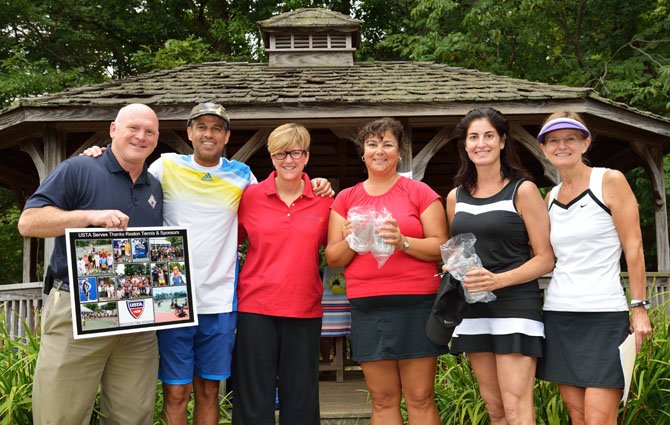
[88,210,130,230]
[80,146,106,157]
[311,177,335,197]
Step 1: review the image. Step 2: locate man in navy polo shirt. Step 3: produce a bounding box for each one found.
[18,103,163,425]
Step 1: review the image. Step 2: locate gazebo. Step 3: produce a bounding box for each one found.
[1,8,669,283]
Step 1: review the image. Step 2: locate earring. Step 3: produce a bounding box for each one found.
[399,157,402,161]
[361,156,365,161]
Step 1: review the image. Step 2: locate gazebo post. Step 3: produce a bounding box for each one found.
[20,125,67,281]
[400,120,413,176]
[630,141,670,271]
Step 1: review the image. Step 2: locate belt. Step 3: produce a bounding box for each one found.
[53,279,70,292]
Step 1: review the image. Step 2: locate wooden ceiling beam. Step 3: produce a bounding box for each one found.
[412,126,453,182]
[512,124,559,184]
[231,128,272,163]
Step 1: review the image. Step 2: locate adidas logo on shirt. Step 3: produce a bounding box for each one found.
[201,173,213,182]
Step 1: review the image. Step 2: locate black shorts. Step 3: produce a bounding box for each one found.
[349,294,448,362]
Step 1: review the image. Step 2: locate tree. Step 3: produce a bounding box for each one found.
[365,0,670,117]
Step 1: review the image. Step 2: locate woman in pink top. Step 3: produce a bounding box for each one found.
[325,118,448,425]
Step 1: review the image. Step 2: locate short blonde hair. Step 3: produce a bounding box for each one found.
[267,123,310,155]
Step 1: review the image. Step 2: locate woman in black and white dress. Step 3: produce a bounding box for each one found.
[535,111,652,424]
[445,107,554,425]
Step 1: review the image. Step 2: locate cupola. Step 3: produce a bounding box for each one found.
[257,8,362,67]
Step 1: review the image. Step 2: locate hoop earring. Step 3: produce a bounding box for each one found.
[361,156,365,161]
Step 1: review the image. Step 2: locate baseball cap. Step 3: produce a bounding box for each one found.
[425,273,466,346]
[187,102,230,127]
[537,117,590,144]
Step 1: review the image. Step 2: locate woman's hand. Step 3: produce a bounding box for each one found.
[463,268,502,293]
[630,308,652,353]
[377,218,404,249]
[341,220,352,240]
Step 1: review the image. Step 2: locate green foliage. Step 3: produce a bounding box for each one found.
[131,37,222,73]
[433,355,489,424]
[0,189,22,284]
[625,162,670,271]
[368,0,670,117]
[0,318,39,425]
[618,289,670,424]
[432,300,670,424]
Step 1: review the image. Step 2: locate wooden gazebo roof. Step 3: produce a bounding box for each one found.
[3,59,670,194]
[2,60,669,198]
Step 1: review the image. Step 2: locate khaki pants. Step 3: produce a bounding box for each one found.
[32,288,159,425]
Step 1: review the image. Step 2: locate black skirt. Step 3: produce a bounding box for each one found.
[349,295,448,362]
[536,310,629,388]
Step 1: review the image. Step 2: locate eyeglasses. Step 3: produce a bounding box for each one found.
[271,149,307,160]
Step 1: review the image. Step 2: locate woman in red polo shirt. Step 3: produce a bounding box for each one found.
[234,123,333,425]
[325,118,448,425]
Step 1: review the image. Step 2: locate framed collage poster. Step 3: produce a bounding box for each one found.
[65,226,197,339]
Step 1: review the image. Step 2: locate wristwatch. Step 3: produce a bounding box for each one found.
[630,299,651,309]
[400,236,410,252]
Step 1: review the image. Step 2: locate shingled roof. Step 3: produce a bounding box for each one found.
[257,8,363,29]
[14,61,590,108]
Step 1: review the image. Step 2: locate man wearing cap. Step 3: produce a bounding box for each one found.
[19,103,163,425]
[149,102,254,425]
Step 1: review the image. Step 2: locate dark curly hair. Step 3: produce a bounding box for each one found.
[354,117,406,157]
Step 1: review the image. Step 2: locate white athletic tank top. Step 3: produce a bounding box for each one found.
[544,167,628,312]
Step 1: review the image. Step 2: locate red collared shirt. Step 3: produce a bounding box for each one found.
[237,171,333,318]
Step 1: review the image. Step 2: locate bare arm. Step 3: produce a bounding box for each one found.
[18,206,130,238]
[445,188,457,227]
[325,210,356,268]
[603,169,652,352]
[464,181,554,292]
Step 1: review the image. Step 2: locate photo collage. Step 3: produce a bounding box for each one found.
[72,232,191,335]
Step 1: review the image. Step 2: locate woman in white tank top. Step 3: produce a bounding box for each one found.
[535,112,652,425]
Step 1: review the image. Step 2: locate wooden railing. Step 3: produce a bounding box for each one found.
[0,282,43,340]
[1,274,668,340]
